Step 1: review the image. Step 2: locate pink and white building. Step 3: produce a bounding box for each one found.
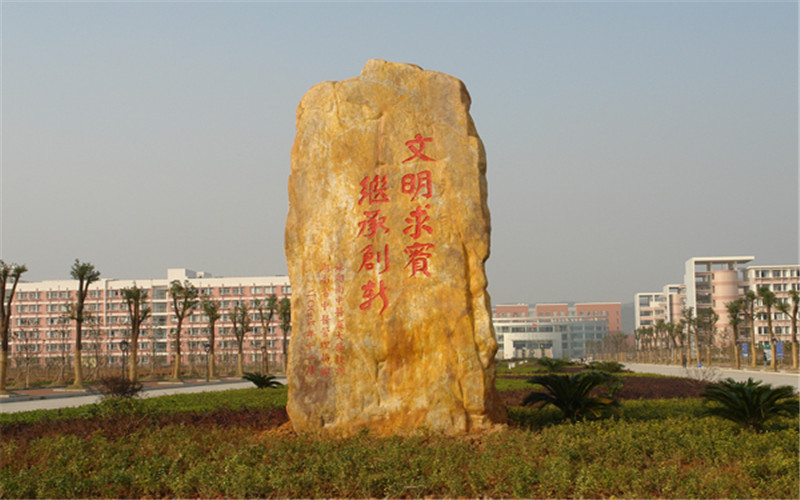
[8,269,292,371]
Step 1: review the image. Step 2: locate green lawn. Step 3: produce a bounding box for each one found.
[1,385,798,499]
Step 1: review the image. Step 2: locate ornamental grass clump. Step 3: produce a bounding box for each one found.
[534,357,571,374]
[95,376,143,399]
[523,370,619,423]
[242,372,283,389]
[701,377,799,432]
[588,360,625,373]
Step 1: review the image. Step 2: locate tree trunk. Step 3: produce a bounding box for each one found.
[268,322,269,375]
[129,346,138,382]
[210,352,216,380]
[749,317,757,368]
[72,321,84,389]
[0,347,8,393]
[768,312,777,372]
[237,344,244,377]
[282,331,288,373]
[172,325,182,381]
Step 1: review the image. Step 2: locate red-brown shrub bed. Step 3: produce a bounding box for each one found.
[0,407,289,444]
[497,374,709,407]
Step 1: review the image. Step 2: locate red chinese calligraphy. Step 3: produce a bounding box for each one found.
[402,134,435,163]
[359,175,390,205]
[358,244,390,274]
[356,210,390,238]
[305,356,317,375]
[401,171,432,201]
[360,280,388,315]
[403,204,433,240]
[405,242,435,277]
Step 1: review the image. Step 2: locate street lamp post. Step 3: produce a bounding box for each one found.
[120,340,129,380]
[203,343,211,382]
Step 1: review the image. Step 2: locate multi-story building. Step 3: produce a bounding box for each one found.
[635,257,798,352]
[492,302,620,360]
[745,265,800,347]
[684,256,754,335]
[634,284,685,331]
[8,269,292,372]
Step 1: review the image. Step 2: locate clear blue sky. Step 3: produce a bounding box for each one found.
[1,1,797,306]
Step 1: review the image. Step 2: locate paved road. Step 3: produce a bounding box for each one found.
[625,363,799,391]
[0,378,284,414]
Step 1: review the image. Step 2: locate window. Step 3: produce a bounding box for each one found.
[219,287,230,296]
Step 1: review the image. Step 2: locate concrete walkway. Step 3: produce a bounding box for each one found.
[624,362,799,391]
[0,377,286,414]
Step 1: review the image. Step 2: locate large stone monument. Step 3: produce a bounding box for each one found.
[285,59,505,435]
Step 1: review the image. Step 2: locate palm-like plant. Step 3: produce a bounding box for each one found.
[523,371,619,422]
[1,261,27,393]
[775,291,798,369]
[169,280,199,381]
[726,300,744,370]
[741,291,758,367]
[701,377,799,432]
[758,287,778,371]
[242,372,283,389]
[70,259,101,389]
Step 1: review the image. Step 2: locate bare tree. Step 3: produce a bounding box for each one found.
[230,302,251,377]
[254,294,278,374]
[201,298,221,380]
[278,297,291,373]
[696,308,718,366]
[13,318,39,389]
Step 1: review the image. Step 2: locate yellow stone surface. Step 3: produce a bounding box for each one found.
[285,59,505,435]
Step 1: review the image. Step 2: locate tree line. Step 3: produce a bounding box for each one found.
[634,289,799,372]
[0,259,292,393]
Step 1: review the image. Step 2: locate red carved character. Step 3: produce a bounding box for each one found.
[358,244,390,274]
[403,205,433,240]
[405,242,435,277]
[402,134,435,163]
[401,171,432,201]
[357,210,390,239]
[359,175,390,205]
[360,279,388,314]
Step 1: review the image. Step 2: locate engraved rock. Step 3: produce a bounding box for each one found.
[285,59,505,435]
